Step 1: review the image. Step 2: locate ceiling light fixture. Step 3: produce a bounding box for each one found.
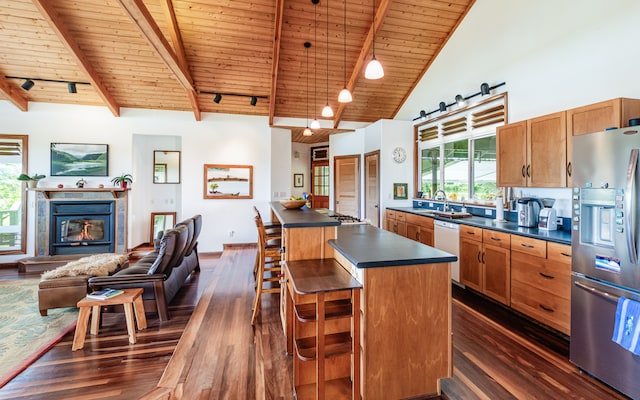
[303,42,313,136]
[364,0,384,80]
[214,93,222,103]
[412,82,507,122]
[321,0,334,118]
[250,96,258,106]
[310,0,321,130]
[338,0,352,103]
[67,82,77,94]
[21,79,35,91]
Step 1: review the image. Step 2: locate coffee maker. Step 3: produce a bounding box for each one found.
[517,198,543,227]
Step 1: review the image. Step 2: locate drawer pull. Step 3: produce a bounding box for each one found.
[539,304,554,313]
[466,231,476,235]
[477,251,482,263]
[521,243,535,249]
[539,272,555,280]
[490,237,502,241]
[560,252,571,258]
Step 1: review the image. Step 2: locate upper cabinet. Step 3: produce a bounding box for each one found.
[497,111,568,188]
[566,98,640,136]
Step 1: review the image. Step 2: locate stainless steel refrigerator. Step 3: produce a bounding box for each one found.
[571,126,640,398]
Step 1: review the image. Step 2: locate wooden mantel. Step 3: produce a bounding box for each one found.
[28,187,129,199]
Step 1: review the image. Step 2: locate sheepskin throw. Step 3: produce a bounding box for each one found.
[41,254,127,280]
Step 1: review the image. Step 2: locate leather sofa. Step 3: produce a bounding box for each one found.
[89,214,202,321]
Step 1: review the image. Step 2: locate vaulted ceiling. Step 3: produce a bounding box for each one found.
[0,0,474,143]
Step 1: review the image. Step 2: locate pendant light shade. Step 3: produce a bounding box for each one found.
[365,0,384,80]
[303,127,313,136]
[310,119,321,129]
[338,0,352,103]
[322,0,334,117]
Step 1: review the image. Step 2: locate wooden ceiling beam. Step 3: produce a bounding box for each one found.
[0,78,28,112]
[116,0,195,93]
[31,0,121,117]
[333,0,392,128]
[268,0,285,126]
[159,0,201,121]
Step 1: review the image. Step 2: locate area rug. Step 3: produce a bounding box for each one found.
[0,279,78,388]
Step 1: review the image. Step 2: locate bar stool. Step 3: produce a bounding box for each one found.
[251,214,282,325]
[252,206,281,279]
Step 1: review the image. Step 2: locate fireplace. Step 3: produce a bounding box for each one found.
[49,201,115,255]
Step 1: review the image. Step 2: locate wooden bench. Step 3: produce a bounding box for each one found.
[17,254,87,273]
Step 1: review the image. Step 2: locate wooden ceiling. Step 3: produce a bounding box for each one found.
[0,0,474,142]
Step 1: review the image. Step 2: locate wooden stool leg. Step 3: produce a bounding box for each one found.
[72,307,91,351]
[90,305,101,335]
[133,296,147,330]
[123,302,136,344]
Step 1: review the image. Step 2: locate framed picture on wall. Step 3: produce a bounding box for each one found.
[393,183,408,200]
[204,164,253,199]
[293,173,304,188]
[50,143,108,176]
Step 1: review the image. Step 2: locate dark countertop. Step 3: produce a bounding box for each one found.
[388,207,572,245]
[270,202,340,228]
[329,224,457,269]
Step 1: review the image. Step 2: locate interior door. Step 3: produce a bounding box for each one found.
[364,151,380,226]
[311,160,329,209]
[334,155,360,218]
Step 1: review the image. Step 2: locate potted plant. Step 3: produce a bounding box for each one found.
[111,173,133,189]
[17,173,46,188]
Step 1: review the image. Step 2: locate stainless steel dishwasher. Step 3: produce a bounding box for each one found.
[434,220,461,285]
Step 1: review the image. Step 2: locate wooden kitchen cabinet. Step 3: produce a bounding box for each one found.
[459,225,510,305]
[385,210,406,237]
[497,112,567,188]
[405,212,434,246]
[511,238,571,335]
[567,98,640,136]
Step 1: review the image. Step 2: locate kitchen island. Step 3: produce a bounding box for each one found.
[270,203,456,399]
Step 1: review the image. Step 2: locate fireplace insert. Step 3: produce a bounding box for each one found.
[50,201,115,255]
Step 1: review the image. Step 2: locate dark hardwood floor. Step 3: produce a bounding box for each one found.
[0,248,629,399]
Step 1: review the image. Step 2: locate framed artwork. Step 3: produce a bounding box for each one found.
[204,164,253,199]
[393,183,408,200]
[51,143,108,176]
[293,173,304,188]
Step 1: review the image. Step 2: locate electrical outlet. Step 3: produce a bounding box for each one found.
[428,202,433,207]
[484,209,492,216]
[417,201,423,207]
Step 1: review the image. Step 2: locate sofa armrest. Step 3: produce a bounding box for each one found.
[88,273,167,287]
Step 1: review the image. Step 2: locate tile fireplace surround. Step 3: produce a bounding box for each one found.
[32,188,128,256]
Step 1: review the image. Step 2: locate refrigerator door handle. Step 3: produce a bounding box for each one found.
[574,280,621,304]
[625,149,638,264]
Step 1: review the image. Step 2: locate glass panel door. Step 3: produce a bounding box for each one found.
[0,135,27,254]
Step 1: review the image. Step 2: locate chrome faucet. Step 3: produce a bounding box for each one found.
[433,189,449,211]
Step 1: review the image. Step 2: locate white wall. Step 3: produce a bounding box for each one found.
[0,102,280,261]
[291,142,310,199]
[379,119,414,211]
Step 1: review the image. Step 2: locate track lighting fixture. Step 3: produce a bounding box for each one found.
[21,79,34,91]
[250,96,257,106]
[364,0,384,80]
[200,91,266,104]
[338,0,352,103]
[412,82,507,122]
[67,82,77,94]
[214,93,222,103]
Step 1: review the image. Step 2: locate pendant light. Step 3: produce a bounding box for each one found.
[303,42,313,136]
[310,1,321,130]
[321,0,334,117]
[364,0,384,80]
[338,0,352,103]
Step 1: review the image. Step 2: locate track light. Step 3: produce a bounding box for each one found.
[21,79,34,91]
[214,93,222,103]
[412,82,507,122]
[67,82,77,93]
[480,82,490,96]
[250,96,257,106]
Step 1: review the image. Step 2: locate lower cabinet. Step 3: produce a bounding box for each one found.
[405,212,434,246]
[459,225,511,305]
[385,210,406,236]
[510,238,571,335]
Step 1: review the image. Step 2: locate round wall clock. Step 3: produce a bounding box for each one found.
[392,146,407,163]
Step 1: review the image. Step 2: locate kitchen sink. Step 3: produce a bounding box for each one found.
[431,211,472,219]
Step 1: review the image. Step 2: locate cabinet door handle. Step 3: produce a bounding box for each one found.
[539,272,555,279]
[477,251,482,263]
[416,232,420,241]
[560,252,571,258]
[521,243,535,249]
[567,162,572,177]
[490,237,501,241]
[521,165,525,178]
[466,231,476,235]
[482,252,485,264]
[539,304,555,313]
[526,165,531,177]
